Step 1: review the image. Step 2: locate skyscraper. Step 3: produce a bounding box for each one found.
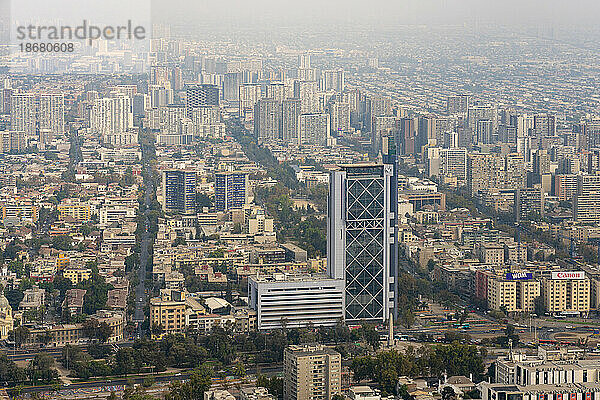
[215,172,248,212]
[254,98,282,142]
[38,93,65,138]
[10,93,64,144]
[328,163,397,323]
[223,72,243,102]
[327,100,351,135]
[239,83,262,119]
[321,69,345,92]
[574,174,600,225]
[399,117,417,155]
[10,93,37,138]
[185,84,219,116]
[161,170,197,215]
[293,80,319,114]
[440,148,468,185]
[446,95,470,115]
[299,113,330,146]
[282,98,300,145]
[90,96,133,135]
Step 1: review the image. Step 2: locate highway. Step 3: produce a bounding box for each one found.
[133,134,156,335]
[8,364,283,395]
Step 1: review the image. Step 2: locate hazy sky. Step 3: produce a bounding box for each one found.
[150,0,598,29]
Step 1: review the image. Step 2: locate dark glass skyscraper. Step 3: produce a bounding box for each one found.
[162,170,197,215]
[215,172,248,212]
[185,84,219,117]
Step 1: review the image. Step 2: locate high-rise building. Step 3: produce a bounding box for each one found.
[0,131,26,153]
[467,104,496,142]
[533,113,556,136]
[239,83,262,119]
[515,187,545,222]
[327,100,350,135]
[542,272,590,314]
[574,174,600,224]
[321,69,345,92]
[10,93,37,138]
[328,164,396,323]
[161,170,197,215]
[533,149,551,175]
[283,344,341,400]
[185,84,219,116]
[293,81,319,114]
[0,78,12,114]
[38,93,65,138]
[149,84,174,108]
[90,95,133,135]
[399,117,416,155]
[440,148,468,185]
[265,82,286,103]
[553,174,578,201]
[298,54,311,69]
[223,72,243,102]
[215,172,248,212]
[476,119,493,144]
[282,98,301,145]
[467,153,505,196]
[446,95,470,115]
[505,153,527,189]
[363,95,392,133]
[418,115,437,151]
[299,113,330,146]
[254,99,281,142]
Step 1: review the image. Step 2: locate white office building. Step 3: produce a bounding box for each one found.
[248,273,344,330]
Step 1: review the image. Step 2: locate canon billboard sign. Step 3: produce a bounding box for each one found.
[551,271,585,280]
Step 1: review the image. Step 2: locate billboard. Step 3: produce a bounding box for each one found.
[505,272,533,281]
[552,271,585,280]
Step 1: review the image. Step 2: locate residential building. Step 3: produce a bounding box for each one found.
[541,272,590,315]
[162,170,197,214]
[283,344,341,400]
[215,172,248,212]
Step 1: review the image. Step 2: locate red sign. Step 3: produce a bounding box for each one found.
[552,271,585,280]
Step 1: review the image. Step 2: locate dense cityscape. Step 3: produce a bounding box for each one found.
[1,2,600,400]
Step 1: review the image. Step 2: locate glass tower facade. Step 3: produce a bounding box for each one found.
[328,163,396,323]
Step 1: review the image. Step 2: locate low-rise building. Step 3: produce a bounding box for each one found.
[249,273,344,330]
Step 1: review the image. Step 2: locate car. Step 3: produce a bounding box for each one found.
[139,297,143,302]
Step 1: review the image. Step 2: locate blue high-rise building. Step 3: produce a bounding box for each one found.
[162,170,196,214]
[215,172,248,212]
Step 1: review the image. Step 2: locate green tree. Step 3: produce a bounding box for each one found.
[10,326,30,347]
[165,363,213,400]
[27,354,59,384]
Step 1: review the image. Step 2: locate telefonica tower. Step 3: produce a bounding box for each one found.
[327,163,397,323]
